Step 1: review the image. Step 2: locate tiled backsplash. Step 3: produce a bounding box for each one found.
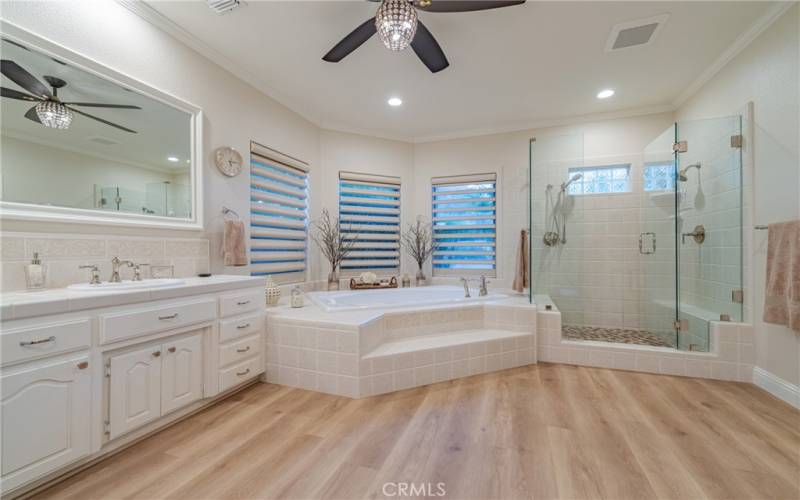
[0,232,209,292]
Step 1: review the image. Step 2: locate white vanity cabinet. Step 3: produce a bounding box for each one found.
[1,354,92,492]
[161,334,204,414]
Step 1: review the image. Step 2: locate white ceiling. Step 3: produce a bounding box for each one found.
[144,1,773,142]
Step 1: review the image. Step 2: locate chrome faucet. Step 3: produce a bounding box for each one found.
[479,275,489,296]
[132,263,149,282]
[460,277,471,298]
[78,264,101,285]
[110,257,134,283]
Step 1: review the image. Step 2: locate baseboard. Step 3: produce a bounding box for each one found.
[752,366,800,409]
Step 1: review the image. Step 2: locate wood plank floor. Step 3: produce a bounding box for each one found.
[34,364,800,500]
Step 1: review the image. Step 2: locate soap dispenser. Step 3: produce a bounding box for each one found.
[24,252,47,290]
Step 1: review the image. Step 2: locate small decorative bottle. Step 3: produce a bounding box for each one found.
[265,275,281,306]
[291,286,304,308]
[401,274,411,288]
[24,252,47,290]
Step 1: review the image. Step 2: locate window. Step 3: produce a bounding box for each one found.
[249,143,309,284]
[339,172,401,273]
[431,173,497,277]
[643,161,676,191]
[567,165,630,195]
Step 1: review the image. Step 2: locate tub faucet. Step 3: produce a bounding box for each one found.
[459,277,471,298]
[110,257,134,283]
[479,275,489,296]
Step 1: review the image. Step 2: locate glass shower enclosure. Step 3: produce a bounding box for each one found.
[529,115,743,352]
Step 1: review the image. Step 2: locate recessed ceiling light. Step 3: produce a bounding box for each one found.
[597,89,615,99]
[387,97,403,107]
[167,156,179,162]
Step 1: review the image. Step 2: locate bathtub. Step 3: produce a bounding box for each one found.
[307,285,507,312]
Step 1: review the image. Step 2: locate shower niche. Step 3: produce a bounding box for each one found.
[529,115,743,352]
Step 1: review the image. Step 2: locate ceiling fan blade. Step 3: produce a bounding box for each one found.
[1,86,41,101]
[322,17,377,62]
[24,105,41,123]
[68,106,137,134]
[0,60,52,99]
[410,21,449,73]
[415,0,525,13]
[63,102,142,109]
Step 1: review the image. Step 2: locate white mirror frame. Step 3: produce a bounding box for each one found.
[0,20,204,231]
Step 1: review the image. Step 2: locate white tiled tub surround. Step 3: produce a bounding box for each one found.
[265,299,537,398]
[537,304,754,382]
[0,232,210,292]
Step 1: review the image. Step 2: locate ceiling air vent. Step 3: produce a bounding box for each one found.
[207,0,242,15]
[87,136,120,146]
[605,14,669,52]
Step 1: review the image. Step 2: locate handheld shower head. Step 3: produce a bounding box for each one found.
[561,173,583,191]
[678,163,701,182]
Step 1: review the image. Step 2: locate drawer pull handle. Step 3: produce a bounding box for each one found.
[236,323,251,330]
[77,361,89,370]
[236,368,251,376]
[20,336,56,347]
[153,351,161,357]
[237,300,251,306]
[158,313,179,320]
[236,346,251,353]
[168,347,176,353]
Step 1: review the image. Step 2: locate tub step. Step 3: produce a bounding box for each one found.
[364,329,529,359]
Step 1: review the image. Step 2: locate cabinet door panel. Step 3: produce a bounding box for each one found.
[161,334,203,415]
[1,356,91,491]
[109,346,161,440]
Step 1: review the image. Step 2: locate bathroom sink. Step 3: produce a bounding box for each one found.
[67,278,186,291]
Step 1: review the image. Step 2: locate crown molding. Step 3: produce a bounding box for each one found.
[115,0,323,128]
[673,1,794,109]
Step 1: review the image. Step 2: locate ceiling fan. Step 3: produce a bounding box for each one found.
[323,0,526,73]
[0,60,141,134]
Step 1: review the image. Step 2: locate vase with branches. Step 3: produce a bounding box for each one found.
[311,209,356,290]
[401,216,437,286]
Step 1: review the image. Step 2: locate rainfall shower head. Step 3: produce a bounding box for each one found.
[561,173,583,191]
[678,163,701,181]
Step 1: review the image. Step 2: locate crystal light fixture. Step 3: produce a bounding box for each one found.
[35,101,73,130]
[375,0,418,51]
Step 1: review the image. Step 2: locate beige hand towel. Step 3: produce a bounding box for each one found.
[512,229,529,293]
[222,219,247,267]
[763,220,800,332]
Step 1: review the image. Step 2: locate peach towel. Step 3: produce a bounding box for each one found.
[222,219,247,267]
[763,220,800,332]
[512,229,529,293]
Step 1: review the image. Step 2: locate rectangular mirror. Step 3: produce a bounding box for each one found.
[0,23,202,229]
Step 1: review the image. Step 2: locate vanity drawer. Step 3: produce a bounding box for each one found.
[219,289,263,318]
[100,298,216,345]
[219,334,261,368]
[219,356,262,393]
[1,319,91,366]
[219,312,263,343]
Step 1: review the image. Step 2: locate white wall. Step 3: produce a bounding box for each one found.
[677,5,800,386]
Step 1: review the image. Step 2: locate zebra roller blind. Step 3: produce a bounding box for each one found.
[250,142,309,284]
[339,171,401,274]
[431,173,497,277]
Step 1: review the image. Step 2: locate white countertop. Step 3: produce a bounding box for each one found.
[1,275,266,321]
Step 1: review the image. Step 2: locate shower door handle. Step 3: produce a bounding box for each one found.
[639,232,656,254]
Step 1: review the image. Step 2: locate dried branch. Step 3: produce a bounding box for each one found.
[401,216,437,269]
[311,208,357,272]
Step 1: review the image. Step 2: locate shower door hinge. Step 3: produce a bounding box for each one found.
[730,135,743,148]
[673,141,688,153]
[732,289,744,303]
[674,319,688,331]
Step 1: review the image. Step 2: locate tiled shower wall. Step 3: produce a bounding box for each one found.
[0,232,209,292]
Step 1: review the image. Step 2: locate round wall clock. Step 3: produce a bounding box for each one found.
[214,146,243,177]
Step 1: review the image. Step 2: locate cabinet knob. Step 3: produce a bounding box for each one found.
[77,361,89,370]
[168,347,176,353]
[153,351,161,357]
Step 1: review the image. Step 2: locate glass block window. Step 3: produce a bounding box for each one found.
[643,161,677,191]
[339,172,401,274]
[249,143,309,284]
[431,173,497,277]
[567,164,630,195]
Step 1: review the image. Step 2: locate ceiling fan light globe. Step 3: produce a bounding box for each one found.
[35,101,73,129]
[375,0,418,51]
